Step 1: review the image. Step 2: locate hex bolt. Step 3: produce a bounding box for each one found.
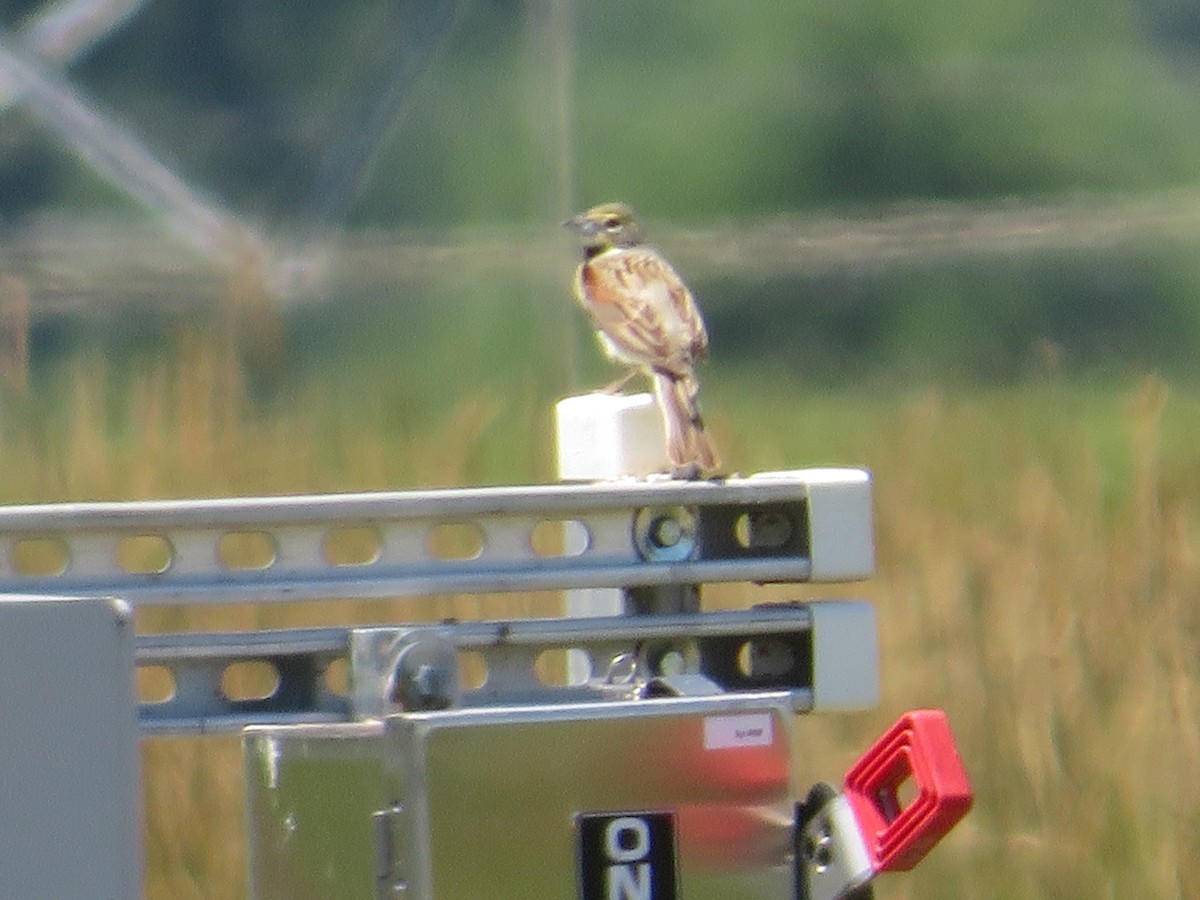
[410,664,440,703]
[390,639,460,711]
[633,506,698,562]
[651,516,683,548]
[802,818,834,872]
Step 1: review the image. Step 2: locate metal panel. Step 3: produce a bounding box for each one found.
[0,594,140,900]
[244,722,390,900]
[413,700,795,900]
[246,696,796,900]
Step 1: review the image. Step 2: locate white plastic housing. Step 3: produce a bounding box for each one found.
[555,392,667,480]
[0,595,141,899]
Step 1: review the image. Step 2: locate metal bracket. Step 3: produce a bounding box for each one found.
[372,802,412,899]
[795,783,876,900]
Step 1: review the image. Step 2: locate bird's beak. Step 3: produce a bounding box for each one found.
[562,214,599,236]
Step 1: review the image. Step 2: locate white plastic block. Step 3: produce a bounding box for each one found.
[565,512,622,630]
[808,600,879,711]
[555,392,667,481]
[805,469,874,581]
[558,392,664,681]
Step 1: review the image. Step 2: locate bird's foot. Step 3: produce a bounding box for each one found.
[668,461,704,481]
[600,370,638,394]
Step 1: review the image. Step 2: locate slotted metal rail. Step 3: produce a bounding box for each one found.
[0,471,872,604]
[137,606,839,735]
[0,470,876,734]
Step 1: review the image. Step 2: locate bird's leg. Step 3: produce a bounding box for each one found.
[601,368,639,394]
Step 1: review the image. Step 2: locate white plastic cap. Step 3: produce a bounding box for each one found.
[555,392,667,481]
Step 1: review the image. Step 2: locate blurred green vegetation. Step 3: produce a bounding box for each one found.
[10,0,1200,220]
[3,0,1200,381]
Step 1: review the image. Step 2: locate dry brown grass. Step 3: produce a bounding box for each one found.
[3,323,1196,898]
[784,377,1200,898]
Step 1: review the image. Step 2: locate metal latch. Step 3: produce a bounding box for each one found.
[796,709,973,899]
[372,802,409,899]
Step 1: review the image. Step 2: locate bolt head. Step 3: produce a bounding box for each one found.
[651,516,683,547]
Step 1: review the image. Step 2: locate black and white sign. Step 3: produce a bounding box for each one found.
[577,811,678,900]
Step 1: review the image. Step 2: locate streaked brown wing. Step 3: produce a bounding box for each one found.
[577,247,708,372]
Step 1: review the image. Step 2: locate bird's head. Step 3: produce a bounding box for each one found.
[563,202,644,251]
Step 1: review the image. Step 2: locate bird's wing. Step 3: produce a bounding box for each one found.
[577,247,708,373]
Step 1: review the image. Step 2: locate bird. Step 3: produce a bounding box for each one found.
[563,202,719,477]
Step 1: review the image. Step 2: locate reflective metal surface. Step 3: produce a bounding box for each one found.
[245,722,390,900]
[246,696,796,899]
[795,784,875,900]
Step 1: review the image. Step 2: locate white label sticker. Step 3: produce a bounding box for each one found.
[703,713,774,750]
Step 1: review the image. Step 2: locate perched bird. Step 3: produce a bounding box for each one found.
[563,202,719,476]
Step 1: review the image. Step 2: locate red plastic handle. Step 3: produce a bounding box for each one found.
[843,709,973,872]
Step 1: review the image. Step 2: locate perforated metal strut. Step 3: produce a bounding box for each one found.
[136,607,879,736]
[0,470,876,734]
[139,605,847,734]
[0,470,873,603]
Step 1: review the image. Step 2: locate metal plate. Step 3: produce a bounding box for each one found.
[244,722,390,900]
[246,696,797,899]
[413,698,796,899]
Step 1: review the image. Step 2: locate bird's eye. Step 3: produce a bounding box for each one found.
[602,217,621,230]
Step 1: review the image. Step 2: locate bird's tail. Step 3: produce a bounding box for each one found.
[652,370,720,475]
